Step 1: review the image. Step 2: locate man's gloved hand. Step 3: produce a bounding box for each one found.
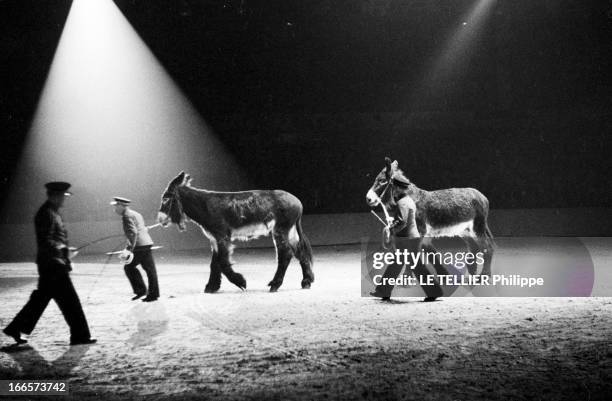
[68,247,79,260]
[118,249,134,264]
[51,247,71,271]
[386,215,395,226]
[389,217,402,229]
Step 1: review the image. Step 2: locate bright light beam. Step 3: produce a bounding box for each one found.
[2,0,248,225]
[412,0,496,105]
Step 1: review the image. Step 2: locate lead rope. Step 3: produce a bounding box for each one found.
[370,180,395,250]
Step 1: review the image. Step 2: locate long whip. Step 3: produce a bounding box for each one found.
[73,223,162,252]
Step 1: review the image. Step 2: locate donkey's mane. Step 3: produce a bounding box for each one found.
[392,168,417,188]
[178,183,266,196]
[394,168,408,181]
[178,184,206,194]
[178,184,275,223]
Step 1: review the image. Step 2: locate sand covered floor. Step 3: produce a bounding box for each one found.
[1,242,611,400]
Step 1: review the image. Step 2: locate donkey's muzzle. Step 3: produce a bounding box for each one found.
[366,189,381,208]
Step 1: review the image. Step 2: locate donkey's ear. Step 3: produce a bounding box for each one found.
[171,171,186,186]
[183,174,192,186]
[168,171,185,189]
[385,157,392,170]
[391,160,398,169]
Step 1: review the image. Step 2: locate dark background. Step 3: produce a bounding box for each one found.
[1,0,611,216]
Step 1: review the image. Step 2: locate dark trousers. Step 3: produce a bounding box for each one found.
[374,240,444,299]
[5,265,91,342]
[124,247,159,298]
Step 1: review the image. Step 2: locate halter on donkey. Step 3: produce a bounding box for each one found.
[366,157,494,276]
[157,172,314,292]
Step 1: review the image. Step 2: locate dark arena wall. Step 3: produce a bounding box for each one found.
[1,1,611,400]
[1,208,612,261]
[1,0,611,217]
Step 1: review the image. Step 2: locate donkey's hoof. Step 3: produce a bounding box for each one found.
[268,281,282,292]
[301,279,312,289]
[204,285,220,293]
[230,273,246,291]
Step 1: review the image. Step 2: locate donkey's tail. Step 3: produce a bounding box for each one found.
[295,216,313,267]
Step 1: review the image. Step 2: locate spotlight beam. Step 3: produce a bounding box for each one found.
[1,0,248,227]
[411,0,496,105]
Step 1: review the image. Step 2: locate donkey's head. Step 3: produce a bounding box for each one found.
[157,171,192,231]
[366,157,400,207]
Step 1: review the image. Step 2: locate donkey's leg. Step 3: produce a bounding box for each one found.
[468,235,496,297]
[473,215,494,277]
[217,240,247,291]
[464,236,482,276]
[297,257,314,289]
[290,224,314,289]
[421,238,451,299]
[268,231,294,292]
[204,251,222,293]
[480,238,493,277]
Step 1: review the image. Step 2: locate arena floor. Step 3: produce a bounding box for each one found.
[1,241,611,400]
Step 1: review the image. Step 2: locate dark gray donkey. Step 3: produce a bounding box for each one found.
[157,172,314,292]
[366,157,494,275]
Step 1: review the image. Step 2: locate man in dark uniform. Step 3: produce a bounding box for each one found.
[111,197,159,302]
[3,182,96,345]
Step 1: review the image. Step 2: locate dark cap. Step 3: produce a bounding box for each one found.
[45,182,72,196]
[110,196,131,206]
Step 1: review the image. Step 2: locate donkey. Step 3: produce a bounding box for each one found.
[157,172,314,293]
[366,157,494,275]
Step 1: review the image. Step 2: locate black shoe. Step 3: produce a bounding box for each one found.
[3,328,27,345]
[142,296,158,302]
[70,338,97,346]
[131,293,146,301]
[423,297,438,302]
[370,291,391,301]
